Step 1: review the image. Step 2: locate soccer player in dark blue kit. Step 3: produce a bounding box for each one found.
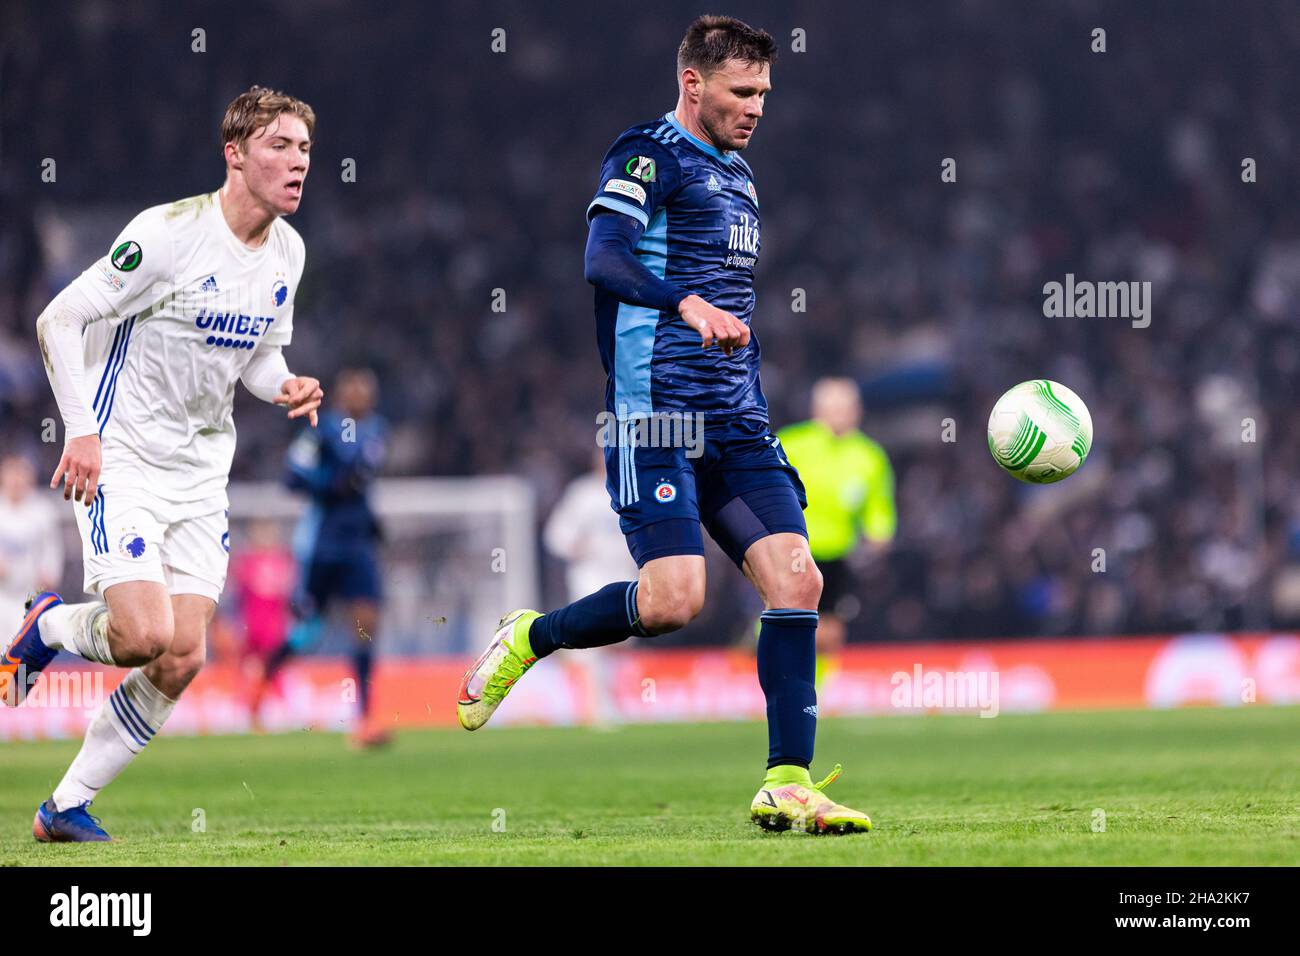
[279,367,391,747]
[458,15,871,833]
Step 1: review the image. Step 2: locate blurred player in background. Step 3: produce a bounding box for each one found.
[777,378,896,687]
[0,455,64,634]
[543,450,640,727]
[458,15,873,834]
[282,367,389,748]
[231,519,297,730]
[6,86,322,842]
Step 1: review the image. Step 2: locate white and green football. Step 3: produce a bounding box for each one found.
[987,380,1093,484]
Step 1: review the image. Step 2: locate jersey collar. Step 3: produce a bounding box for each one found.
[663,111,735,164]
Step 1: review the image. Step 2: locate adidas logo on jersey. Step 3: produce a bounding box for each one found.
[200,275,218,293]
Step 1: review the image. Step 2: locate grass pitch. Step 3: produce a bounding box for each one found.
[1,706,1296,865]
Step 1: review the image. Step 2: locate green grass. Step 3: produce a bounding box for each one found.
[2,706,1298,865]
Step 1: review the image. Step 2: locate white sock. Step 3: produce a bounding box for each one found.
[38,602,115,665]
[51,669,176,811]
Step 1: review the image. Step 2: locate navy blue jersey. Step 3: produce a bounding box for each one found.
[285,410,387,559]
[587,111,767,422]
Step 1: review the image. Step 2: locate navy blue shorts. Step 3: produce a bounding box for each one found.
[603,414,808,568]
[300,547,383,612]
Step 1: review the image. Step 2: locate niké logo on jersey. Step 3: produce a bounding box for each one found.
[728,213,760,255]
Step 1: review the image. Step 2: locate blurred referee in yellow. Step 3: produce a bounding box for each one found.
[777,378,896,686]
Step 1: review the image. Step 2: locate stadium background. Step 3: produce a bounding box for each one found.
[2,0,1299,734]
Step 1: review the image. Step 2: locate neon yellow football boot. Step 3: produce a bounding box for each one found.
[750,763,872,834]
[457,609,542,731]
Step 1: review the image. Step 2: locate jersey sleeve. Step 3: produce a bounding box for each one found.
[76,207,174,324]
[586,130,682,229]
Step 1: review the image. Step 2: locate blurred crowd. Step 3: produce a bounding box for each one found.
[3,0,1300,644]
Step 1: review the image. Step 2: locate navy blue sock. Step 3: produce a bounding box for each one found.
[528,581,648,659]
[757,609,819,769]
[352,648,373,717]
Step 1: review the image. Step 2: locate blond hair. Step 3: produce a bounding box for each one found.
[220,85,315,150]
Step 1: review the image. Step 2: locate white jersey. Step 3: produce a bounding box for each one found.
[73,191,304,501]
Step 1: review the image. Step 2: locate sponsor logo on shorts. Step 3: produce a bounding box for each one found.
[110,241,142,273]
[118,532,146,559]
[654,481,677,504]
[604,178,647,205]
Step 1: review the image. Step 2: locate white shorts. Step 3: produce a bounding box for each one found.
[73,486,229,603]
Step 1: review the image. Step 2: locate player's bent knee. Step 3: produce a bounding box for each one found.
[639,591,705,635]
[771,565,823,611]
[113,619,174,663]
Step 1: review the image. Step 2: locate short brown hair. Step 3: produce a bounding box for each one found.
[220,85,315,150]
[677,15,777,77]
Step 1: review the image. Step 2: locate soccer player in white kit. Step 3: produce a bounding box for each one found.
[2,87,324,842]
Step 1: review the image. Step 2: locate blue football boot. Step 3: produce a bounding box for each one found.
[1,591,62,707]
[33,799,112,843]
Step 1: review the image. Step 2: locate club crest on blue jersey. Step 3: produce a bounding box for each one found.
[747,180,758,205]
[654,481,678,504]
[118,531,146,559]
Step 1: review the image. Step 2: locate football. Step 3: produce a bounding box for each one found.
[987,380,1093,483]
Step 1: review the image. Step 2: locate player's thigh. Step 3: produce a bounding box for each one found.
[103,579,175,658]
[741,532,822,611]
[603,428,705,567]
[337,548,383,616]
[699,418,811,571]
